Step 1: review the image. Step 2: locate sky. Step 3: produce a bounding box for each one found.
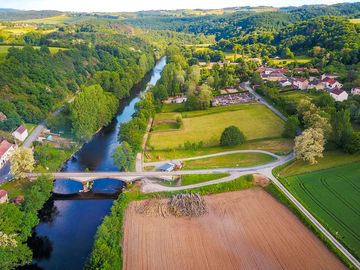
[0,0,358,12]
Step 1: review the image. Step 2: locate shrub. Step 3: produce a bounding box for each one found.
[220,126,246,146]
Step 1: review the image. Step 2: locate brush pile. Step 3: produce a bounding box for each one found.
[168,193,208,217]
[135,198,170,218]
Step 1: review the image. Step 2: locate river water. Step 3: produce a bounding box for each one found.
[24,57,167,270]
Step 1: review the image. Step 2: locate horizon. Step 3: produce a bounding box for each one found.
[0,0,358,13]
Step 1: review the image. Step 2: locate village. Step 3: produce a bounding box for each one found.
[257,65,360,102]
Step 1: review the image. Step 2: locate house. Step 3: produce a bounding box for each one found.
[0,140,15,169]
[0,112,7,122]
[0,190,8,204]
[262,72,286,82]
[156,162,176,172]
[309,68,319,73]
[292,77,309,90]
[321,74,339,80]
[330,88,348,102]
[13,195,24,204]
[308,79,325,90]
[322,77,343,90]
[12,125,28,142]
[279,79,292,87]
[351,87,360,95]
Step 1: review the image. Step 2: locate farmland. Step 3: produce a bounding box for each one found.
[148,104,285,149]
[16,15,74,24]
[123,189,345,270]
[279,161,360,259]
[268,56,312,66]
[0,45,67,61]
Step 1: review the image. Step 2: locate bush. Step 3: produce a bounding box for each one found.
[220,126,246,146]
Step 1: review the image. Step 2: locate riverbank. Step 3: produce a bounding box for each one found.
[21,57,167,270]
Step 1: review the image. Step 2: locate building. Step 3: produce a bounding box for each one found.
[330,88,348,102]
[0,190,8,204]
[351,87,360,95]
[279,79,292,87]
[321,74,339,80]
[0,112,7,122]
[13,195,24,204]
[157,162,176,172]
[292,77,309,90]
[322,78,343,90]
[0,140,15,169]
[308,79,325,90]
[12,125,28,142]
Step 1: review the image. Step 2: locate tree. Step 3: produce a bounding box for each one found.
[283,115,300,138]
[344,132,360,154]
[294,128,325,164]
[10,148,35,180]
[112,142,135,172]
[330,109,353,148]
[220,126,246,146]
[197,85,213,110]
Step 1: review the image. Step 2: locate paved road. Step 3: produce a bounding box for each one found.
[144,149,280,167]
[23,96,76,149]
[245,82,288,121]
[22,122,46,148]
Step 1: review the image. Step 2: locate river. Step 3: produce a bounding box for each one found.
[23,57,167,270]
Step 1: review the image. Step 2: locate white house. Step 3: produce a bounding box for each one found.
[322,78,343,90]
[279,79,292,88]
[330,88,348,102]
[351,87,360,95]
[292,77,309,90]
[12,125,28,142]
[0,140,15,169]
[0,190,8,204]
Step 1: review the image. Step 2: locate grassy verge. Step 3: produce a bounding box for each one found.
[183,152,275,169]
[85,175,254,269]
[160,173,230,187]
[264,183,356,269]
[145,137,293,162]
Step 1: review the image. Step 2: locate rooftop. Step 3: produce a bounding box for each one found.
[14,125,27,135]
[330,88,346,96]
[0,140,13,157]
[0,189,8,198]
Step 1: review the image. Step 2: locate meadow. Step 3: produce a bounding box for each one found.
[183,152,276,170]
[16,15,74,24]
[280,161,360,259]
[0,45,67,61]
[148,104,285,150]
[268,56,312,66]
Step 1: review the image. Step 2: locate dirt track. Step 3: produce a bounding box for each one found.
[123,189,346,270]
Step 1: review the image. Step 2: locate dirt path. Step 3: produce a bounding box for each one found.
[123,189,346,270]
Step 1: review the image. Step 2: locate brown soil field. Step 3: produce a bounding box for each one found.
[123,188,346,270]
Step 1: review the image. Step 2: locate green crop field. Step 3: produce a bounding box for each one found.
[281,161,360,259]
[148,104,285,149]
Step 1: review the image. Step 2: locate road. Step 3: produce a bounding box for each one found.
[245,82,288,121]
[144,149,280,167]
[23,96,76,149]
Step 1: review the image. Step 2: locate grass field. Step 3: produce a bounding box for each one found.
[281,91,316,103]
[0,45,67,61]
[17,15,74,24]
[183,152,276,170]
[148,104,285,149]
[269,56,312,66]
[0,178,34,198]
[145,137,293,162]
[280,161,360,259]
[350,18,360,24]
[278,151,360,177]
[161,173,230,187]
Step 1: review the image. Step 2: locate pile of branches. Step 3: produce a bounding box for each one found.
[168,193,208,217]
[135,198,169,218]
